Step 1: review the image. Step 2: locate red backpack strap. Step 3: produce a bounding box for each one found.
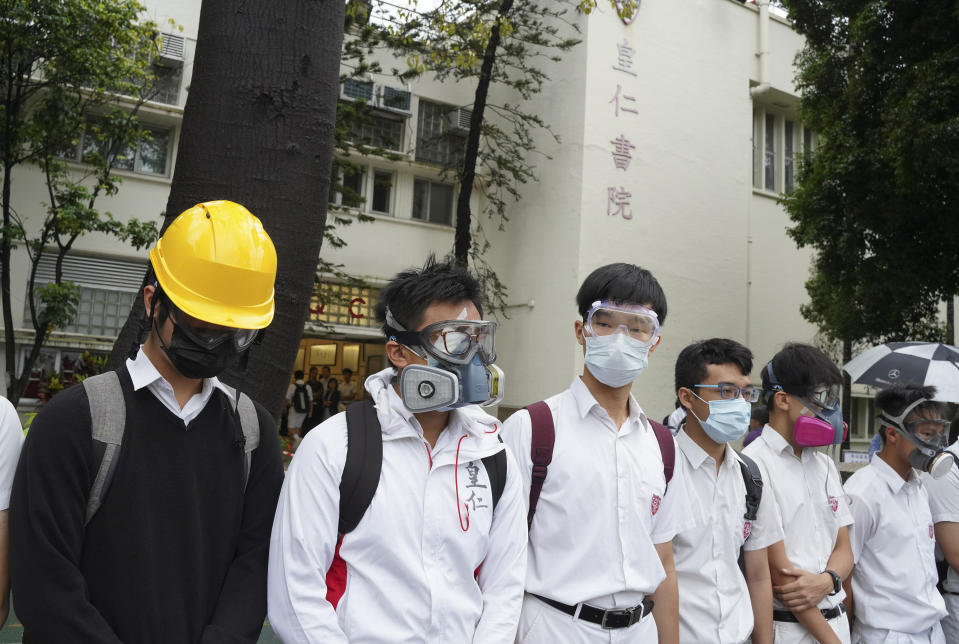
[524,401,555,529]
[649,420,674,491]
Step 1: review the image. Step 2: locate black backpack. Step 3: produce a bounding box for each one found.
[737,450,764,573]
[292,383,309,413]
[338,399,507,535]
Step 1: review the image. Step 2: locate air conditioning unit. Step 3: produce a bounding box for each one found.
[341,78,374,103]
[157,33,185,67]
[444,107,473,134]
[374,84,412,116]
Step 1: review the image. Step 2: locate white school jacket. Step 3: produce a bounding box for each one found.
[267,368,527,644]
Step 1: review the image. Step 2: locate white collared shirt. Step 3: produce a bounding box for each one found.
[923,445,959,593]
[0,395,23,510]
[673,430,784,644]
[126,348,233,425]
[845,456,946,634]
[501,377,694,608]
[742,425,853,611]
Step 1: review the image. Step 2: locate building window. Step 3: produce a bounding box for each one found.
[764,113,776,191]
[148,64,182,105]
[329,163,367,208]
[850,395,877,441]
[415,99,466,166]
[65,122,172,177]
[348,112,404,152]
[784,120,795,193]
[308,281,381,328]
[371,170,393,215]
[753,107,814,193]
[24,252,147,338]
[18,347,109,400]
[412,178,454,225]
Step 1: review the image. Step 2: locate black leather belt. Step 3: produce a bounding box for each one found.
[773,603,845,623]
[531,593,654,629]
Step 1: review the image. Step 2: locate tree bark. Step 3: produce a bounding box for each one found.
[109,0,345,420]
[453,0,514,267]
[841,338,852,452]
[947,298,955,346]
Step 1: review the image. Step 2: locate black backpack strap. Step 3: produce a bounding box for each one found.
[649,419,674,491]
[481,437,507,511]
[338,399,383,535]
[737,450,763,521]
[525,401,555,529]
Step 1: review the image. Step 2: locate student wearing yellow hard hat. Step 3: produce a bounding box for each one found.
[10,200,284,643]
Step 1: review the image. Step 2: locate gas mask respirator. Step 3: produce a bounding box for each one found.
[387,309,504,413]
[879,398,955,479]
[764,362,848,447]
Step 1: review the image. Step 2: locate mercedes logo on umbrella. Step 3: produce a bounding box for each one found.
[888,369,900,380]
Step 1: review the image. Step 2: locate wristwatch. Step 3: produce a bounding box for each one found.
[824,569,842,596]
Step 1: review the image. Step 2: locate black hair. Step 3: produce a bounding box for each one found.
[309,366,318,374]
[328,378,338,387]
[294,370,304,380]
[674,338,753,394]
[375,255,484,337]
[751,405,769,424]
[342,367,353,375]
[762,343,842,401]
[875,383,943,445]
[575,263,667,324]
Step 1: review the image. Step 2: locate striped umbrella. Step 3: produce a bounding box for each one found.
[842,342,959,402]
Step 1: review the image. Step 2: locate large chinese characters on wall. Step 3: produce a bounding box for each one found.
[606,38,638,221]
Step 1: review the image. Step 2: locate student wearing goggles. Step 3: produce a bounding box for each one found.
[580,300,661,388]
[745,343,853,644]
[844,385,949,644]
[502,263,693,644]
[388,315,497,366]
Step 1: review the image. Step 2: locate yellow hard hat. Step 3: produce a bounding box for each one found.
[149,200,277,329]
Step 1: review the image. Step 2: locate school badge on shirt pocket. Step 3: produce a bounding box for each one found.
[828,495,838,513]
[651,494,661,516]
[743,520,752,540]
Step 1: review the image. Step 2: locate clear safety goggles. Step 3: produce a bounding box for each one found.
[391,319,497,366]
[880,397,951,449]
[584,300,660,347]
[166,300,259,351]
[802,385,841,412]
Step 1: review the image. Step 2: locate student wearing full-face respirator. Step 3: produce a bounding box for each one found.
[843,385,951,644]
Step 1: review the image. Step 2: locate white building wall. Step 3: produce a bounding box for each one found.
[2,0,839,422]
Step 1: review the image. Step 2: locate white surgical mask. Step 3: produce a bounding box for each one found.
[584,333,650,387]
[690,396,751,444]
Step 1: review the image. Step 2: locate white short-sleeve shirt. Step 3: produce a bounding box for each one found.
[0,395,24,510]
[501,377,695,608]
[742,425,853,611]
[845,456,946,634]
[673,430,784,643]
[924,445,959,593]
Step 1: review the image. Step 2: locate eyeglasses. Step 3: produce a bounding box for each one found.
[693,383,761,403]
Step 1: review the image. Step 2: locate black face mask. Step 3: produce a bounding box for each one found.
[160,322,240,379]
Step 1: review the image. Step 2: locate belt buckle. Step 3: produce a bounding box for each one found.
[600,606,634,630]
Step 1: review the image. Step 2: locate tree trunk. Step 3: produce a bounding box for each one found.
[453,0,515,267]
[947,297,955,345]
[109,0,345,420]
[841,337,852,452]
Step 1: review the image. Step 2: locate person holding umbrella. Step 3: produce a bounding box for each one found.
[842,384,950,643]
